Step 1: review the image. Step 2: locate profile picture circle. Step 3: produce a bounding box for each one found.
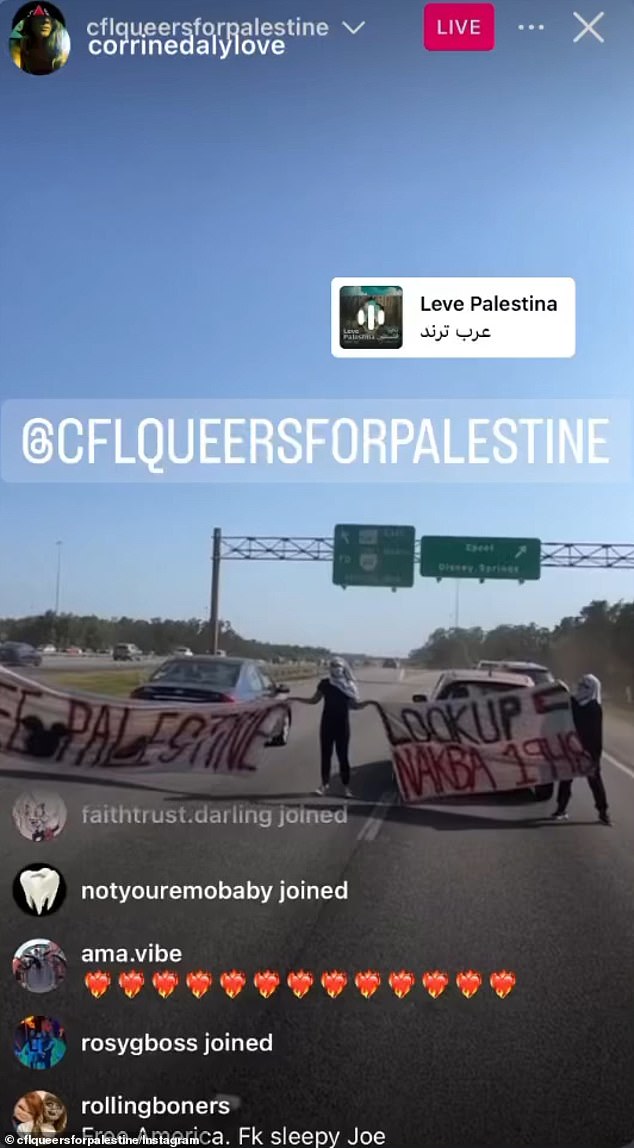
[13,1091,68,1138]
[13,939,67,993]
[13,790,67,842]
[13,864,67,917]
[14,1016,67,1069]
[10,3,70,75]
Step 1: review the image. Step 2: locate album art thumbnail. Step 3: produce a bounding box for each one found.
[339,285,403,349]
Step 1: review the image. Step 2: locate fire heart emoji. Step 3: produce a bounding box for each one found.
[456,970,482,999]
[85,971,111,999]
[254,970,280,1000]
[186,971,213,1000]
[286,970,314,999]
[220,970,247,1000]
[354,970,381,1000]
[422,970,449,999]
[490,970,516,999]
[118,969,144,999]
[321,970,348,999]
[388,970,416,1000]
[152,970,179,999]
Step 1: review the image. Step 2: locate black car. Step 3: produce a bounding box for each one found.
[130,656,292,746]
[0,641,42,667]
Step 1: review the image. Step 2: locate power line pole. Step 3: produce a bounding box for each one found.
[54,541,63,614]
[454,580,460,629]
[209,528,222,653]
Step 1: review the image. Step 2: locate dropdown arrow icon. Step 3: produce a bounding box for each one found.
[342,20,366,34]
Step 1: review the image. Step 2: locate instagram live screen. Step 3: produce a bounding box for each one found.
[3,2,634,1147]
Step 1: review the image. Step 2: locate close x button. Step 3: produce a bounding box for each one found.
[424,3,495,51]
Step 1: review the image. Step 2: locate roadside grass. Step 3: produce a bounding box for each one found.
[44,664,318,698]
[45,671,147,697]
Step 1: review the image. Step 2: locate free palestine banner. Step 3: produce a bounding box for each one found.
[0,669,289,773]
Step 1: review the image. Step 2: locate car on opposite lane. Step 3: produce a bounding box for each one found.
[412,667,554,801]
[113,643,143,661]
[0,641,42,668]
[130,655,292,746]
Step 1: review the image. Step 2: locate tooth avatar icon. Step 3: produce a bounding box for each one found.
[20,868,60,914]
[14,866,66,917]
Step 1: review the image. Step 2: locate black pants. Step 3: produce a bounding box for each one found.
[556,763,608,815]
[320,721,350,785]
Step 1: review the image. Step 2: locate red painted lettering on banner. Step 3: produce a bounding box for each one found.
[392,732,594,802]
[393,742,497,800]
[525,731,591,776]
[500,741,539,786]
[532,684,571,715]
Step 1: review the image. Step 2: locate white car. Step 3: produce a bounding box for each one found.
[172,646,193,657]
[421,668,535,702]
[412,668,553,801]
[476,660,554,685]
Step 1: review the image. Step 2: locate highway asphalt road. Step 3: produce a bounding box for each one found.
[2,669,634,1147]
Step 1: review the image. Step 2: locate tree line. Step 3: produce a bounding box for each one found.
[408,599,634,699]
[0,612,330,662]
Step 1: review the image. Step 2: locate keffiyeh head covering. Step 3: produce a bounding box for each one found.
[328,657,359,701]
[574,674,601,706]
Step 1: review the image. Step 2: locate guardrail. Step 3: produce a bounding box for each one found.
[37,657,161,670]
[268,663,318,681]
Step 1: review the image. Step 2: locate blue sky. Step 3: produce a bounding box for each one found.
[1,0,634,654]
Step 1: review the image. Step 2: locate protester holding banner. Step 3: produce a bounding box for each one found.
[378,680,594,804]
[553,674,610,824]
[299,658,360,797]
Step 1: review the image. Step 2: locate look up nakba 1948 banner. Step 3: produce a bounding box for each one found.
[0,669,290,772]
[374,683,594,803]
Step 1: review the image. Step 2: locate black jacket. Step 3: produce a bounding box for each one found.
[571,698,602,762]
[317,679,353,726]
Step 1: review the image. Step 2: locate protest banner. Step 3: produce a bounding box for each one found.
[0,669,290,772]
[374,683,595,802]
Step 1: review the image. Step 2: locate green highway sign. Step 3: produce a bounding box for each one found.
[333,524,416,588]
[420,536,541,582]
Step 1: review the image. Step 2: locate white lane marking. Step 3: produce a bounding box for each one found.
[604,751,634,781]
[357,789,397,841]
